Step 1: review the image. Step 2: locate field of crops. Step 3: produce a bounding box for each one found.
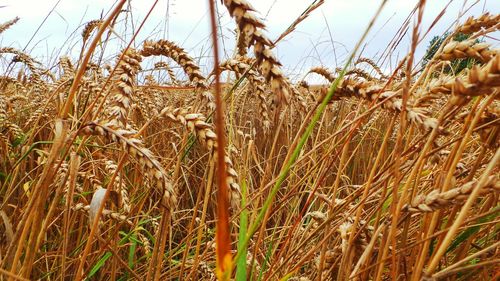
[0,0,499,280]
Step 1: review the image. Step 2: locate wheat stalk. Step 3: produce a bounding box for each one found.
[104,160,131,213]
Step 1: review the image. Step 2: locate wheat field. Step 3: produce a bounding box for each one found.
[0,0,499,280]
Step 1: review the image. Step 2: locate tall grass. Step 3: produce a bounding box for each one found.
[0,0,498,280]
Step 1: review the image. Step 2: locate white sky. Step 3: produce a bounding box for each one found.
[0,0,498,82]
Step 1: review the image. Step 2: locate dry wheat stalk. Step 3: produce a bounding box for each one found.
[7,94,28,105]
[143,75,165,114]
[403,175,499,213]
[137,75,161,117]
[315,248,340,278]
[476,104,499,148]
[78,171,104,191]
[0,96,23,142]
[0,47,41,67]
[8,78,28,96]
[59,56,74,80]
[297,80,318,104]
[0,132,10,151]
[23,105,51,128]
[141,40,207,88]
[49,57,75,91]
[273,0,325,44]
[0,94,8,125]
[0,93,23,141]
[313,72,440,132]
[185,259,216,280]
[51,161,69,190]
[83,78,103,105]
[289,83,308,111]
[132,89,156,120]
[86,62,104,80]
[298,80,310,90]
[306,64,439,131]
[1,47,45,90]
[452,54,500,96]
[0,75,18,88]
[159,107,241,208]
[3,3,500,280]
[138,232,152,257]
[40,69,56,83]
[338,217,373,255]
[342,68,378,81]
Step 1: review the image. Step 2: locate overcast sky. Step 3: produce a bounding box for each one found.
[0,0,498,82]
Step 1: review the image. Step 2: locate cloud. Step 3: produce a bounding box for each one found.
[0,0,497,78]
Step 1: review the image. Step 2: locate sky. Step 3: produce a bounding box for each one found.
[0,0,498,82]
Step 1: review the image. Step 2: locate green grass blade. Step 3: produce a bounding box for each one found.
[257,239,274,281]
[86,251,112,280]
[128,232,138,269]
[235,180,249,281]
[447,205,499,253]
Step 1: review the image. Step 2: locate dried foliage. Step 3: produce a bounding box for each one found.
[0,3,498,281]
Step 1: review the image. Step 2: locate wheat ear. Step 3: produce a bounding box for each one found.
[403,175,499,213]
[457,13,500,35]
[159,107,241,208]
[0,17,20,35]
[223,0,291,106]
[438,39,497,63]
